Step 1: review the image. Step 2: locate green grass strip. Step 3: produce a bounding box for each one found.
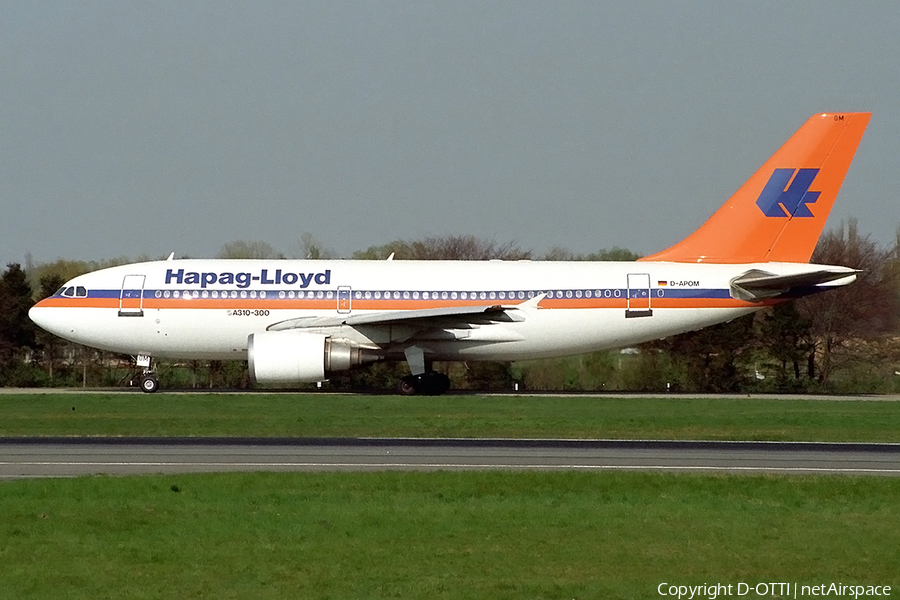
[1,471,898,599]
[2,393,900,441]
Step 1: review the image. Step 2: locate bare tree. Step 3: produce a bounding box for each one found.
[294,232,337,259]
[798,219,900,384]
[353,235,532,260]
[757,303,813,388]
[216,241,284,259]
[540,246,642,261]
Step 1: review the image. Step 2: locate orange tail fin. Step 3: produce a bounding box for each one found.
[639,112,871,264]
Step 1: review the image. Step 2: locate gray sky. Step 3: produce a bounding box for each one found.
[3,1,898,265]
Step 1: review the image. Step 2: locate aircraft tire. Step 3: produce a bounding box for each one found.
[397,372,451,396]
[140,374,160,394]
[426,372,451,396]
[397,376,418,396]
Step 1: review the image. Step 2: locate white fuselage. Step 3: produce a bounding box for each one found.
[29,258,853,362]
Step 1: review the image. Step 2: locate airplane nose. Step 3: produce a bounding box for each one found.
[28,300,64,336]
[28,298,101,349]
[29,303,48,328]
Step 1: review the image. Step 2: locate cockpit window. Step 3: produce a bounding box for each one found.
[58,286,88,298]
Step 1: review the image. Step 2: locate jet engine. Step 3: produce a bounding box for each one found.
[248,331,380,384]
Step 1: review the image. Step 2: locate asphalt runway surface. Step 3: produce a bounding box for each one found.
[3,387,900,401]
[2,438,900,479]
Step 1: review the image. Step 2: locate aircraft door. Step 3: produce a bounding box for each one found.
[337,286,352,314]
[625,273,653,318]
[119,275,146,317]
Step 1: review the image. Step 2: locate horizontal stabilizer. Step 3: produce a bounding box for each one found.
[729,268,859,302]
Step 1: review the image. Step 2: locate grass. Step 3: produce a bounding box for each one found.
[1,392,900,441]
[1,471,898,599]
[3,394,898,598]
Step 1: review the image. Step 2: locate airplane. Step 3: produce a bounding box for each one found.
[29,112,871,395]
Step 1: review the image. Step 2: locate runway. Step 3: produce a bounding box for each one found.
[2,438,900,478]
[3,387,900,401]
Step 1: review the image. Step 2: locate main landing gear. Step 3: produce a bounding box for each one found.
[396,345,450,395]
[397,371,451,396]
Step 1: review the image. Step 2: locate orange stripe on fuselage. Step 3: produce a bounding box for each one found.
[34,297,119,309]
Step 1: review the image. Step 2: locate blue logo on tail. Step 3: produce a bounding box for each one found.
[756,168,820,217]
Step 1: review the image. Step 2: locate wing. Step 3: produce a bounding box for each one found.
[266,294,544,332]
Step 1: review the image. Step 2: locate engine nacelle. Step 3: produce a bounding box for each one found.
[248,331,379,384]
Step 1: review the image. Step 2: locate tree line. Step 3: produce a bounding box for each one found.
[2,225,899,393]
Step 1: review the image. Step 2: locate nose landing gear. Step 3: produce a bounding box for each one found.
[133,354,159,393]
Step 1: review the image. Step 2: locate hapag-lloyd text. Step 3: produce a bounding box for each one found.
[165,269,331,289]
